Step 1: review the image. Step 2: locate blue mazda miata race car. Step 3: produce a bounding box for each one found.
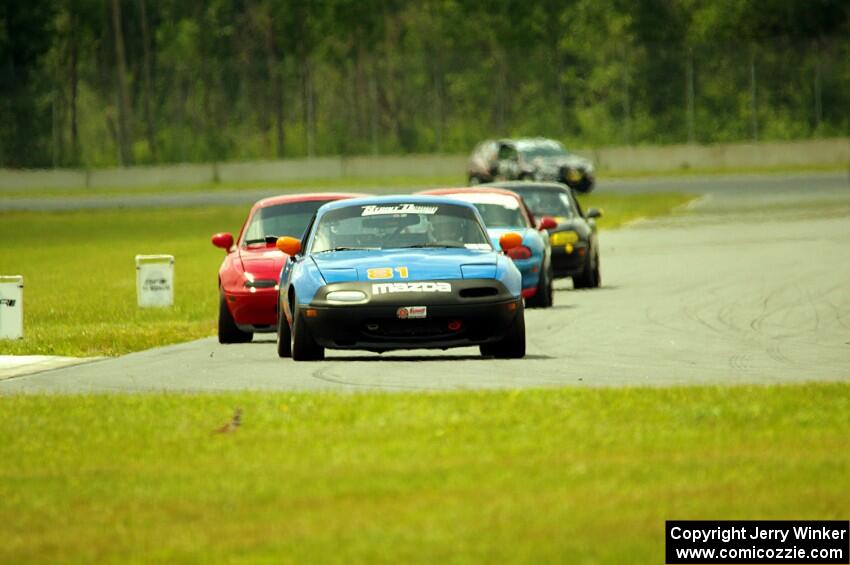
[419,187,556,307]
[274,195,526,360]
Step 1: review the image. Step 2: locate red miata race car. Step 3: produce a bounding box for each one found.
[211,193,363,343]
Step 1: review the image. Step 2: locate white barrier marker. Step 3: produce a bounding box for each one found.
[0,275,24,339]
[135,255,174,308]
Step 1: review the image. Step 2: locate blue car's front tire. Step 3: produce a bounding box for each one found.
[291,301,325,361]
[480,303,526,359]
[276,301,292,358]
[526,264,554,308]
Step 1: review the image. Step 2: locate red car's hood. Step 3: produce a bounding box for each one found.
[238,246,286,281]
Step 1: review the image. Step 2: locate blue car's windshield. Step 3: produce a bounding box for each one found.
[310,203,492,253]
[242,200,328,245]
[470,203,525,228]
[439,193,527,228]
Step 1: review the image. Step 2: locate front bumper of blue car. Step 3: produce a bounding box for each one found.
[299,279,522,351]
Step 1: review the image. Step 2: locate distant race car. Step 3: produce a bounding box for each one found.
[418,187,556,307]
[211,192,364,343]
[274,195,526,360]
[467,138,596,192]
[486,181,601,288]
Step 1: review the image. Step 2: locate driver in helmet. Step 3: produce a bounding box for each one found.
[428,213,465,246]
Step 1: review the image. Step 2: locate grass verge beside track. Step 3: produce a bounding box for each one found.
[575,192,694,230]
[1,384,847,563]
[0,192,694,357]
[0,207,244,357]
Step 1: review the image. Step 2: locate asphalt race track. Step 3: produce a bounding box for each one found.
[1,170,847,210]
[2,173,848,393]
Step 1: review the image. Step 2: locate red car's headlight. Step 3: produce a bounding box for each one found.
[243,279,277,289]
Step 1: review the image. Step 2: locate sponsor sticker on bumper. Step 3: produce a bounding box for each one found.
[397,306,427,319]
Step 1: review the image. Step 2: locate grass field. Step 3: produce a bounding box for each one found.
[0,383,847,563]
[0,192,694,357]
[0,207,244,357]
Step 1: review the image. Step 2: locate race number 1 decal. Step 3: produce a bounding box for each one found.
[367,267,409,280]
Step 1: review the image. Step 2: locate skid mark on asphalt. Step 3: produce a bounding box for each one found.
[728,353,754,371]
[309,362,427,391]
[766,344,792,365]
[824,293,850,331]
[640,265,843,375]
[687,286,736,335]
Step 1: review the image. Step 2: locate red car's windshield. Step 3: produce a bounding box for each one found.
[241,200,329,245]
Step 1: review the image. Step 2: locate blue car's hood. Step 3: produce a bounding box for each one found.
[312,247,497,282]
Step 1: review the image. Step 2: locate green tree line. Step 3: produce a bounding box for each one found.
[2,0,849,168]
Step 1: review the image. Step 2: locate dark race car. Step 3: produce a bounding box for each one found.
[274,195,526,360]
[211,192,364,343]
[485,181,602,288]
[467,138,596,192]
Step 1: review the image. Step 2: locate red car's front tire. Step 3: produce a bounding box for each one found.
[218,293,253,344]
